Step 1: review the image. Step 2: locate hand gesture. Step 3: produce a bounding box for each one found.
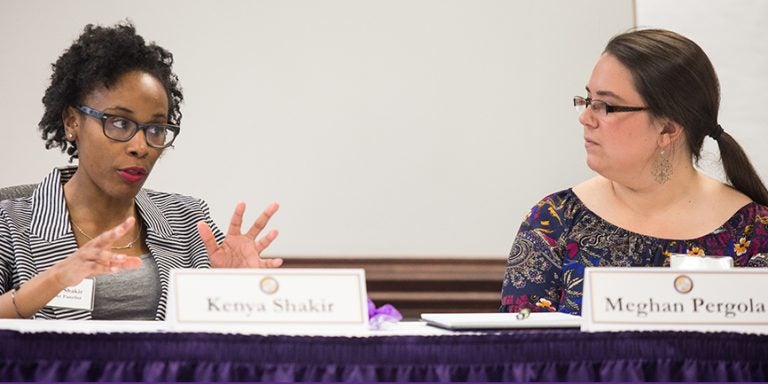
[197,202,283,269]
[53,217,143,288]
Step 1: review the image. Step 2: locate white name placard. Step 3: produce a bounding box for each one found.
[582,267,768,334]
[167,268,368,329]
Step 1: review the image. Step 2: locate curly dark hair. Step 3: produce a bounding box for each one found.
[39,21,183,160]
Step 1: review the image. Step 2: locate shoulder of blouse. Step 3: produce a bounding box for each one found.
[519,188,583,235]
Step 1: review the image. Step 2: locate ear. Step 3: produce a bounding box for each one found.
[657,119,684,148]
[61,106,80,141]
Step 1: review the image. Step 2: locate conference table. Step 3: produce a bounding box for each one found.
[0,320,766,382]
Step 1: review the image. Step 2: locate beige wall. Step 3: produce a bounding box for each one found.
[0,1,634,257]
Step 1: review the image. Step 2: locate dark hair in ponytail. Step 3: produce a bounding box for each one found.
[604,28,768,206]
[716,133,768,205]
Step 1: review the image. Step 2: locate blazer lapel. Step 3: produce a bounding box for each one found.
[28,167,90,320]
[136,190,185,320]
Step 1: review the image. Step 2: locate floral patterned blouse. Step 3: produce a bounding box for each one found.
[500,189,768,315]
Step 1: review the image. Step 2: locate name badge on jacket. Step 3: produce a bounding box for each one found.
[46,278,95,311]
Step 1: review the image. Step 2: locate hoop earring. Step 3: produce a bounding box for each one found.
[651,148,672,184]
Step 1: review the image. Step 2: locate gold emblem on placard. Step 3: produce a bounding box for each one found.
[259,276,279,295]
[673,275,694,294]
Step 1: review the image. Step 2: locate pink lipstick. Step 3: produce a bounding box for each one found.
[118,167,147,183]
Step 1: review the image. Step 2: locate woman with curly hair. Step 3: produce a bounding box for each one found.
[0,22,282,320]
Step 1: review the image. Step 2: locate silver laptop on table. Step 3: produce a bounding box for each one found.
[420,312,581,330]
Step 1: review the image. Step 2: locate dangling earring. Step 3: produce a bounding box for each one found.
[651,148,672,184]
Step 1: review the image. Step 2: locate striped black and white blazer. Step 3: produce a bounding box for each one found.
[0,166,224,320]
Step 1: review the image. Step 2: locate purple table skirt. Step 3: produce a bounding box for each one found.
[0,328,766,381]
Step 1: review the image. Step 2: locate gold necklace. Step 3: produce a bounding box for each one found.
[72,219,142,250]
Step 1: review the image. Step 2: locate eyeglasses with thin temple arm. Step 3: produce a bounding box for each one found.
[573,96,647,117]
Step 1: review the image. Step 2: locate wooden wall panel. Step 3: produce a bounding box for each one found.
[282,257,506,319]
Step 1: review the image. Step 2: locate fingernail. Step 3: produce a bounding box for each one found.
[113,254,125,261]
[110,266,119,273]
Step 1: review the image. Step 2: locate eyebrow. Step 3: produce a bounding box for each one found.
[584,86,630,103]
[105,106,168,121]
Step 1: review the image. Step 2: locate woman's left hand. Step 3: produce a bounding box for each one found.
[197,202,283,268]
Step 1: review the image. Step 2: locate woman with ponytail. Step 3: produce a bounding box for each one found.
[500,28,768,315]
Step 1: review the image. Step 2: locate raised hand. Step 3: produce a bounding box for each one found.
[52,217,144,288]
[197,202,283,269]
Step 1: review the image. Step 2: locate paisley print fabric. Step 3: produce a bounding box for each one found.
[500,189,768,315]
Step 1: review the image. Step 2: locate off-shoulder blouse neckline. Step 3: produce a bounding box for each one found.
[566,187,756,242]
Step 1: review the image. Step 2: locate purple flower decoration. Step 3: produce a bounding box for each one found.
[367,297,403,330]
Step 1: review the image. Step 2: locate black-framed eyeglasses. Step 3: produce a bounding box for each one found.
[74,105,180,148]
[573,96,647,117]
